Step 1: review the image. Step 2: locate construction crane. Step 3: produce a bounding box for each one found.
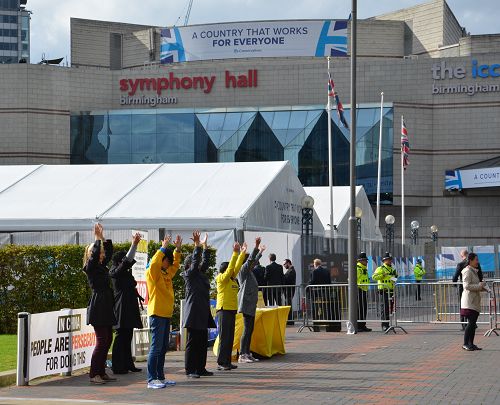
[184,0,193,25]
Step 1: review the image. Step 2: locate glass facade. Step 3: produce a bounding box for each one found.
[71,105,394,204]
[0,1,30,64]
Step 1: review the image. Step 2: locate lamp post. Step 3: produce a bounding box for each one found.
[385,214,395,253]
[430,224,438,243]
[301,195,315,237]
[355,206,363,243]
[410,220,419,245]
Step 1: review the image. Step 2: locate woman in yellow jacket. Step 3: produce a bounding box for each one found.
[145,234,182,389]
[216,241,247,370]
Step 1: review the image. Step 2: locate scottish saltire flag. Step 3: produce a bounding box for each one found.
[445,170,462,190]
[334,93,349,129]
[328,72,335,97]
[160,27,186,64]
[401,119,410,169]
[315,20,348,57]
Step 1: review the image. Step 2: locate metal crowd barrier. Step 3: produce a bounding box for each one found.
[485,281,500,337]
[257,284,305,324]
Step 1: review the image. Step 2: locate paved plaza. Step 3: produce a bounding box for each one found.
[1,323,499,404]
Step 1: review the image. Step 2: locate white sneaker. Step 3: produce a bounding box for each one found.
[248,354,260,362]
[238,354,254,363]
[160,379,176,386]
[147,379,166,389]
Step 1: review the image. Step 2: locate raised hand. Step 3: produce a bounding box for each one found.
[174,235,183,250]
[233,242,241,252]
[241,242,248,253]
[259,244,267,253]
[201,232,208,249]
[161,234,172,249]
[94,223,104,240]
[132,232,142,245]
[255,237,261,248]
[191,231,201,246]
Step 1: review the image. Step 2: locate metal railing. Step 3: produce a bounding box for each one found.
[256,284,305,324]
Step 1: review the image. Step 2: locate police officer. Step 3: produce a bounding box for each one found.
[356,252,371,332]
[372,252,397,331]
[413,259,426,301]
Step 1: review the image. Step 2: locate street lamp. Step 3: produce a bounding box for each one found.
[410,220,419,245]
[430,224,438,243]
[355,206,363,242]
[301,195,315,236]
[385,214,395,253]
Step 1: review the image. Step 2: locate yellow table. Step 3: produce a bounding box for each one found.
[213,306,290,358]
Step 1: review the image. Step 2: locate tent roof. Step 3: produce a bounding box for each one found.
[0,162,323,234]
[304,186,383,241]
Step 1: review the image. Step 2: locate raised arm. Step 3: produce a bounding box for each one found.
[200,232,210,273]
[146,234,171,282]
[167,235,183,278]
[218,243,240,284]
[232,242,248,278]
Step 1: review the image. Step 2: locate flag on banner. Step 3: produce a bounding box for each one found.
[401,119,410,169]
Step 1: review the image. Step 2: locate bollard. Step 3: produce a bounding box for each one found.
[16,312,30,386]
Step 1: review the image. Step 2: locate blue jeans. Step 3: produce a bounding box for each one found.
[147,315,170,382]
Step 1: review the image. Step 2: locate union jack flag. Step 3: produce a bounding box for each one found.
[328,72,335,97]
[328,72,349,129]
[401,119,410,169]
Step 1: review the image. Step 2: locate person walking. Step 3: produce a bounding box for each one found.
[461,253,487,351]
[309,258,332,332]
[110,232,144,374]
[182,231,216,378]
[356,252,372,332]
[82,223,117,385]
[372,252,397,331]
[145,234,182,389]
[216,242,246,371]
[453,249,484,330]
[413,259,426,301]
[237,237,266,364]
[264,253,284,306]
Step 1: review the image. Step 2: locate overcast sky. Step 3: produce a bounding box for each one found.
[28,0,500,64]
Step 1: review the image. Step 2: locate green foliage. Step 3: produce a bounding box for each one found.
[0,334,17,372]
[0,242,216,333]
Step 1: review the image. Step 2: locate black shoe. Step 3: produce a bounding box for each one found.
[186,373,200,378]
[229,364,238,369]
[217,364,232,371]
[198,369,214,376]
[471,345,482,351]
[462,345,475,351]
[129,366,142,372]
[361,327,372,332]
[112,369,128,375]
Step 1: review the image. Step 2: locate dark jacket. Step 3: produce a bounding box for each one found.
[109,257,143,330]
[237,248,262,317]
[181,246,216,330]
[265,262,284,286]
[284,266,296,286]
[310,266,331,285]
[252,265,266,286]
[83,239,116,327]
[453,259,483,294]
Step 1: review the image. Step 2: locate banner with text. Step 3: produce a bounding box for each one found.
[132,230,149,304]
[160,20,347,63]
[28,308,95,381]
[445,167,500,190]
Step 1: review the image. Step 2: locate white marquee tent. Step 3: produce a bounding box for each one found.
[304,186,383,242]
[0,162,323,235]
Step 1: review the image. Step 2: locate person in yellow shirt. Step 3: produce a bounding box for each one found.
[216,241,247,370]
[145,234,182,389]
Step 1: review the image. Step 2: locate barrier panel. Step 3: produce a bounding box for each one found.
[257,284,304,324]
[485,281,500,336]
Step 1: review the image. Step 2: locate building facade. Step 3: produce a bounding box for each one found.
[1,0,500,247]
[0,0,29,63]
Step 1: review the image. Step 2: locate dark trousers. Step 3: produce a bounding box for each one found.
[185,328,208,374]
[111,328,134,372]
[90,325,113,378]
[357,289,368,328]
[415,280,422,300]
[217,309,236,366]
[267,287,282,306]
[284,287,295,322]
[379,290,391,329]
[464,310,479,346]
[240,314,255,355]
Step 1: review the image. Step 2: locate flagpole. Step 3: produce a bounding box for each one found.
[327,56,334,238]
[376,91,384,227]
[401,115,405,255]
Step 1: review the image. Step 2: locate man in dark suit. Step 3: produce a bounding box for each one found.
[453,249,483,330]
[283,259,297,325]
[264,253,284,306]
[309,258,333,331]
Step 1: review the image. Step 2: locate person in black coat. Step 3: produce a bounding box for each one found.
[110,232,144,374]
[309,258,332,332]
[453,249,483,330]
[83,223,117,384]
[182,231,216,378]
[283,259,296,324]
[264,253,284,306]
